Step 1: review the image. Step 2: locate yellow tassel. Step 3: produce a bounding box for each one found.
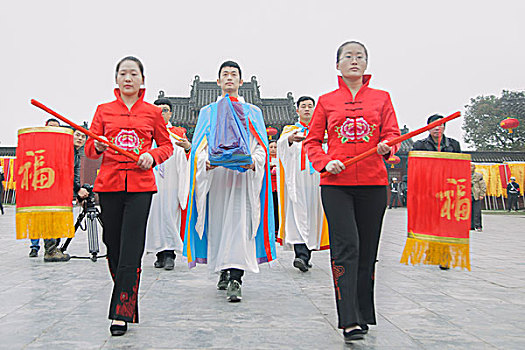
[16,211,75,240]
[400,237,470,271]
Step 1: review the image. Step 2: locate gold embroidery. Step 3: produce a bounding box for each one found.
[435,178,470,221]
[18,150,55,191]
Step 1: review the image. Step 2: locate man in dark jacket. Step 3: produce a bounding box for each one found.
[507,177,521,211]
[412,114,461,153]
[412,114,461,270]
[388,177,400,209]
[73,129,89,199]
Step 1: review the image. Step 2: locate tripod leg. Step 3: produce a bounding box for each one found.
[86,212,101,262]
[60,209,87,252]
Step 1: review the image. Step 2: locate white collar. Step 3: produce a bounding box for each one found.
[216,95,246,103]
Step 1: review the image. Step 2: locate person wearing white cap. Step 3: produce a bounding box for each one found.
[507,176,521,211]
[388,177,399,209]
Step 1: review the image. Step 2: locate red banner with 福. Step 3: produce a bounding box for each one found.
[15,127,75,239]
[400,151,472,270]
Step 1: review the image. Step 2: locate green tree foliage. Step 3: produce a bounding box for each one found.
[463,90,525,150]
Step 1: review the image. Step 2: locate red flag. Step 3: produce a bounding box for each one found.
[401,151,472,270]
[15,127,75,239]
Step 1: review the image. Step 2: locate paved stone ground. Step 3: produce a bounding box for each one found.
[1,205,525,349]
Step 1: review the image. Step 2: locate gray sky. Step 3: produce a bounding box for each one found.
[1,0,524,148]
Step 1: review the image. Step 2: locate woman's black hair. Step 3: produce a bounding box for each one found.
[336,41,368,63]
[115,56,145,79]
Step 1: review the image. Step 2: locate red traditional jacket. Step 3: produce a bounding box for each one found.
[85,89,173,192]
[304,75,400,186]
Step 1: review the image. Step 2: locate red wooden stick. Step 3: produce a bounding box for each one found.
[321,111,461,178]
[31,99,139,162]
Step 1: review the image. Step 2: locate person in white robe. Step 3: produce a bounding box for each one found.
[145,98,190,270]
[277,96,329,272]
[183,61,276,302]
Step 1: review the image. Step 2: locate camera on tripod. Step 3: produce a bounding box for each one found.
[60,183,104,261]
[79,183,96,209]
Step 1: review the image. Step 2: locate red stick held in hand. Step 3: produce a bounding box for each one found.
[31,99,140,162]
[320,111,461,178]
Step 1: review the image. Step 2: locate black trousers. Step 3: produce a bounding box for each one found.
[388,192,399,208]
[157,250,176,259]
[507,194,519,211]
[272,191,279,234]
[99,191,153,323]
[221,268,244,283]
[294,243,312,263]
[321,185,387,329]
[471,198,482,229]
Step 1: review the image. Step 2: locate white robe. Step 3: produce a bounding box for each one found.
[193,136,266,273]
[146,131,188,254]
[277,128,325,250]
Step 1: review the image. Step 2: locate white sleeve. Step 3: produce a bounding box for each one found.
[277,130,301,203]
[195,145,212,239]
[247,139,266,239]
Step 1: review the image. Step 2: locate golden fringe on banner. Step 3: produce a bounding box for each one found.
[400,237,471,271]
[16,211,75,240]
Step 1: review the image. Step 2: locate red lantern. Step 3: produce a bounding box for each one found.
[266,126,278,140]
[266,127,277,136]
[386,155,401,168]
[500,117,519,133]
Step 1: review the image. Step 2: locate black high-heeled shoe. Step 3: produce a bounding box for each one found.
[110,321,128,336]
[343,327,365,343]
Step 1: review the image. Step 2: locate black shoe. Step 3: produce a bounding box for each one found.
[360,324,369,334]
[29,248,38,258]
[439,265,450,270]
[293,258,308,272]
[164,256,175,270]
[307,262,313,268]
[154,254,165,268]
[217,270,229,290]
[226,280,242,302]
[110,321,127,336]
[343,327,365,343]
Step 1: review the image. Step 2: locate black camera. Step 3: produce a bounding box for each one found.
[80,183,96,210]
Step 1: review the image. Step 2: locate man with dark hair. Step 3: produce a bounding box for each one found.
[45,118,60,127]
[412,114,461,152]
[145,98,191,271]
[184,60,276,302]
[153,98,173,114]
[412,114,461,270]
[276,96,329,272]
[218,60,242,80]
[73,129,89,199]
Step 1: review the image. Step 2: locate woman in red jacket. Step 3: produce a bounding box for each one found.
[304,41,400,343]
[85,56,173,336]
